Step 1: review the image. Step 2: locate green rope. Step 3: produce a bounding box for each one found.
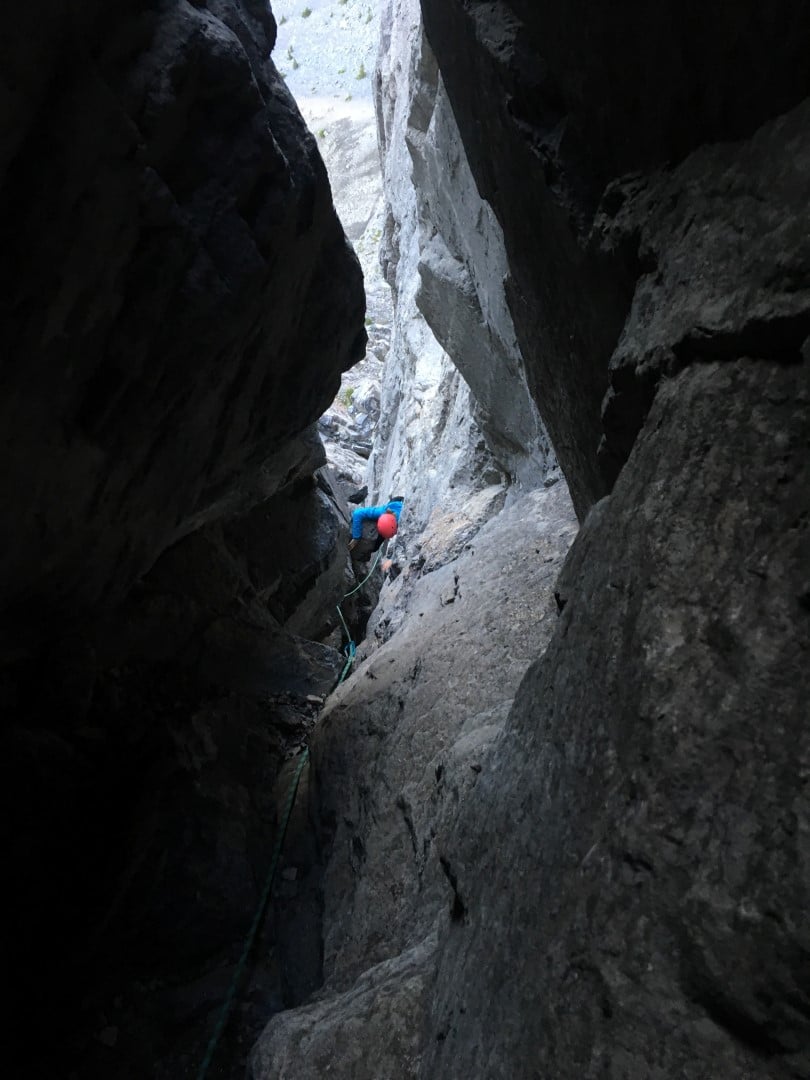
[333,545,386,688]
[345,544,385,597]
[197,747,310,1080]
[336,640,356,687]
[197,514,402,1071]
[336,594,353,644]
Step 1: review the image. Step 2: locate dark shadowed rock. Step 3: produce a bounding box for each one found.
[0,2,366,1075]
[4,461,354,1078]
[596,98,810,487]
[223,463,354,641]
[0,0,365,649]
[419,0,810,517]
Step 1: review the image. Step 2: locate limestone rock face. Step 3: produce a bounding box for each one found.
[367,0,558,545]
[423,359,809,1080]
[341,1,807,1075]
[250,483,579,1077]
[369,1,498,540]
[3,0,808,1076]
[0,0,365,647]
[407,37,555,490]
[420,0,810,517]
[272,0,394,497]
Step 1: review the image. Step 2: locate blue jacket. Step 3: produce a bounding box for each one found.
[351,500,403,539]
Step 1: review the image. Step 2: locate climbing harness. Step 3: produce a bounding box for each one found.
[196,747,310,1080]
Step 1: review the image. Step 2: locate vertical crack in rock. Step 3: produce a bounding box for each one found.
[3,1,810,1078]
[252,3,808,1079]
[438,855,467,925]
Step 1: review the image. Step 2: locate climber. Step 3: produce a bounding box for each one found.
[348,495,404,559]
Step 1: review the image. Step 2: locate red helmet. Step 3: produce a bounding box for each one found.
[376,512,398,539]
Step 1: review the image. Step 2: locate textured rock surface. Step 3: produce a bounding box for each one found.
[250,3,809,1079]
[251,484,579,1076]
[406,32,555,488]
[318,364,384,491]
[224,462,354,642]
[4,455,359,1079]
[0,0,364,646]
[367,0,500,540]
[1,2,367,1075]
[3,0,809,1077]
[251,936,437,1080]
[597,98,810,486]
[420,0,810,517]
[368,0,557,539]
[424,359,809,1080]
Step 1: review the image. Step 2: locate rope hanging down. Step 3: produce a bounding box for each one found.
[334,544,385,686]
[336,496,403,685]
[197,506,401,1072]
[196,747,310,1080]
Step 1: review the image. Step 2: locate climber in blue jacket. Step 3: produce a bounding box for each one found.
[349,495,404,556]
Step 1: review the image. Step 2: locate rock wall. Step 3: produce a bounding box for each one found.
[251,483,579,1078]
[251,2,809,1078]
[46,468,347,1079]
[0,0,365,647]
[3,0,808,1076]
[420,0,810,519]
[273,0,394,495]
[367,0,557,547]
[405,34,554,490]
[1,2,367,1075]
[369,0,498,542]
[422,357,810,1080]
